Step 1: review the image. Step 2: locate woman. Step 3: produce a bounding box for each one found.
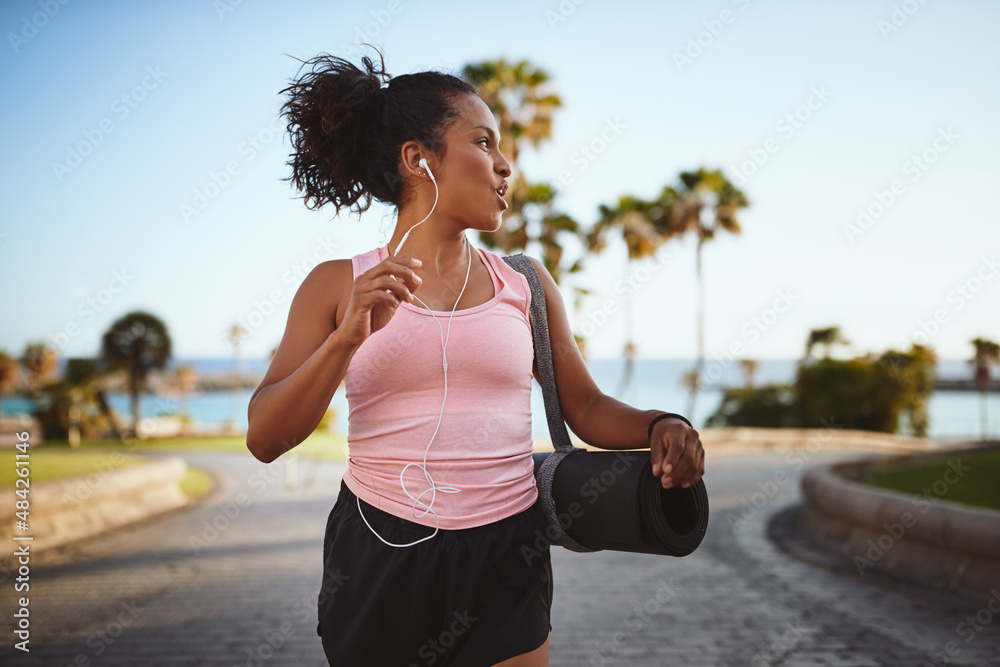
[246,48,705,666]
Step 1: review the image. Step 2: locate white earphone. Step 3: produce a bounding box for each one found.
[356,155,471,548]
[419,157,435,181]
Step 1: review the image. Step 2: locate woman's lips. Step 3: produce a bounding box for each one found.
[496,191,508,210]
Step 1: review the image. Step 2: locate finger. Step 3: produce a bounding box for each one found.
[649,438,665,477]
[383,254,422,269]
[403,268,422,292]
[649,441,666,477]
[681,447,706,488]
[373,275,414,303]
[368,256,420,280]
[676,443,703,480]
[371,290,401,310]
[660,432,687,479]
[674,445,701,482]
[382,261,423,291]
[386,252,421,264]
[397,255,422,267]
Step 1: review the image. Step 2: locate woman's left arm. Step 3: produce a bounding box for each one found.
[527,256,705,490]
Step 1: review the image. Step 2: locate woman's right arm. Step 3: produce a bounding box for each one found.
[245,255,421,463]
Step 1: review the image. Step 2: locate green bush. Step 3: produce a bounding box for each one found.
[793,357,903,432]
[705,384,797,427]
[707,343,935,435]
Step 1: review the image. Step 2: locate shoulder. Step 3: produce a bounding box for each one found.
[492,251,553,285]
[298,258,352,293]
[525,255,547,275]
[320,257,355,282]
[291,258,354,328]
[518,255,562,328]
[525,255,558,297]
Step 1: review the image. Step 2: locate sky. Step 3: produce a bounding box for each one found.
[1,0,998,365]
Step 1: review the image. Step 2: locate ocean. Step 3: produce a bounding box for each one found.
[2,358,996,440]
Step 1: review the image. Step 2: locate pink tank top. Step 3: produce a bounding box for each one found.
[342,242,539,529]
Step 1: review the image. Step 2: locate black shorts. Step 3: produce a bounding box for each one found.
[317,479,553,666]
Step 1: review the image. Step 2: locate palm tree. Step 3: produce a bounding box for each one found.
[681,369,701,418]
[20,342,59,394]
[100,311,172,439]
[517,183,586,285]
[29,356,127,443]
[805,326,851,361]
[462,58,581,280]
[969,337,1000,440]
[175,364,198,425]
[462,57,561,224]
[227,323,248,377]
[649,168,748,420]
[463,56,589,370]
[584,194,668,400]
[740,359,760,389]
[588,169,748,412]
[226,323,249,431]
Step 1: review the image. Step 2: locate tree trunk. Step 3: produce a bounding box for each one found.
[129,352,142,439]
[687,239,705,423]
[94,387,125,443]
[617,295,635,401]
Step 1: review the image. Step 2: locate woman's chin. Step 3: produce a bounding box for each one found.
[461,210,504,233]
[470,215,503,232]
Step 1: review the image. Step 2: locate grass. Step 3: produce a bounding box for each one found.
[1,447,215,501]
[178,466,215,500]
[8,429,348,458]
[859,449,1000,512]
[1,429,345,494]
[0,449,147,487]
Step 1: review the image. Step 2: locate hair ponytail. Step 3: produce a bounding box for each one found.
[279,47,477,217]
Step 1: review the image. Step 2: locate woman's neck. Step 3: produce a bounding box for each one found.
[388,227,469,277]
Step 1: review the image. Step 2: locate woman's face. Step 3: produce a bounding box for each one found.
[430,94,512,232]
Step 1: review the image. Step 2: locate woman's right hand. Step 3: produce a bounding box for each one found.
[336,255,423,347]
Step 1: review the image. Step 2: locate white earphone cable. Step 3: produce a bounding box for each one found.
[356,167,473,547]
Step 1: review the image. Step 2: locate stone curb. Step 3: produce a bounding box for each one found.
[798,442,1000,602]
[0,456,190,552]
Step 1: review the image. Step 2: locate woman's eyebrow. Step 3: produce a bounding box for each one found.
[471,125,500,145]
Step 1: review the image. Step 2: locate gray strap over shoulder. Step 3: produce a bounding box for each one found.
[502,253,596,553]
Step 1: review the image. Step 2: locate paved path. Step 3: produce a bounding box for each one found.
[3,446,1000,666]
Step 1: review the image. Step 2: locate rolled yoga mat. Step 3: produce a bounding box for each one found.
[531,450,709,557]
[500,251,709,558]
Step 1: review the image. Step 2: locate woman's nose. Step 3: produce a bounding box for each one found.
[496,153,512,177]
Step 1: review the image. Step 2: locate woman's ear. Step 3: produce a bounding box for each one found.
[400,141,431,181]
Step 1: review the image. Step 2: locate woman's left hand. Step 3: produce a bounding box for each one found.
[650,418,705,489]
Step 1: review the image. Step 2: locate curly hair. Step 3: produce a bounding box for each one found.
[278,47,477,216]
